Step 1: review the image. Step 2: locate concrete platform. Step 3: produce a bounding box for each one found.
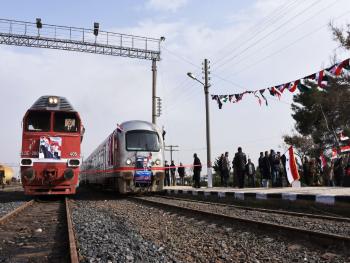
[164,186,350,206]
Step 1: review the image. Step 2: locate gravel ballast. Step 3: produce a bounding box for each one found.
[0,201,25,218]
[72,198,349,263]
[137,196,350,237]
[72,200,176,263]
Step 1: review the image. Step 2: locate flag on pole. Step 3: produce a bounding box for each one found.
[285,146,300,184]
[320,153,327,170]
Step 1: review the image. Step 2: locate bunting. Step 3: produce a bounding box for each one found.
[211,58,350,109]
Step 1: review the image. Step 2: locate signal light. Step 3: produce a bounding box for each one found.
[93,22,99,36]
[36,18,42,29]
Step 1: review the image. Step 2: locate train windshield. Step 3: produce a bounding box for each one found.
[126,130,160,152]
[54,112,79,132]
[26,111,51,132]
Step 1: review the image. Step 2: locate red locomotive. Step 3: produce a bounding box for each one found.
[20,96,84,195]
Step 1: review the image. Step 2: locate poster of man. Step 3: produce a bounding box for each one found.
[39,136,62,159]
[64,118,76,132]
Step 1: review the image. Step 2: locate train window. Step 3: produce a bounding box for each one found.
[26,111,51,132]
[54,112,79,132]
[126,130,160,152]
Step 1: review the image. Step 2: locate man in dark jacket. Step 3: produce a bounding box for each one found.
[269,150,280,187]
[193,153,202,188]
[170,160,176,186]
[233,147,247,188]
[262,151,271,187]
[177,162,185,185]
[164,161,170,186]
[258,152,264,186]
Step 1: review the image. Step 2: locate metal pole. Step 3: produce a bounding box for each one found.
[170,146,173,163]
[204,59,212,187]
[152,59,157,124]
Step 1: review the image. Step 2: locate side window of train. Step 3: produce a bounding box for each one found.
[54,112,79,132]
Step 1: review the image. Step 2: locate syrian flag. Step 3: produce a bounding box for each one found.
[259,89,268,106]
[285,146,300,184]
[268,87,282,99]
[335,58,350,75]
[320,153,327,170]
[315,70,327,88]
[288,80,299,93]
[340,145,350,153]
[339,131,350,141]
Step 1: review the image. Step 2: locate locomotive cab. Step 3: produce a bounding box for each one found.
[20,96,83,195]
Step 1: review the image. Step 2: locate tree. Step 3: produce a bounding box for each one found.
[283,133,316,161]
[289,24,350,155]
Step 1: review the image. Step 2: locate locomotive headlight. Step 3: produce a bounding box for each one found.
[48,96,58,106]
[125,158,132,165]
[68,159,80,167]
[155,159,161,165]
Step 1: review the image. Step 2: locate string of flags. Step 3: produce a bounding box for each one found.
[211,58,350,109]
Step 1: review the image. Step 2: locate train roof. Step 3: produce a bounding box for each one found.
[120,120,160,132]
[30,95,75,111]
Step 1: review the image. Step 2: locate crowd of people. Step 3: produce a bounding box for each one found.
[217,147,350,188]
[162,147,350,188]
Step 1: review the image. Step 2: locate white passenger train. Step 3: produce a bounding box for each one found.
[81,120,165,193]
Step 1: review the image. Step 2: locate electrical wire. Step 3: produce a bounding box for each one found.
[212,0,340,84]
[213,9,350,85]
[214,0,322,71]
[213,0,301,65]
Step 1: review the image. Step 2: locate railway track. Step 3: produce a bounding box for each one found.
[0,198,78,263]
[155,195,350,222]
[131,195,350,251]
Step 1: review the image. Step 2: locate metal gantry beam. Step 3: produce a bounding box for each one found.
[0,18,163,124]
[0,18,161,60]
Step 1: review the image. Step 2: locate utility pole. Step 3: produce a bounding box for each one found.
[152,59,157,124]
[165,145,179,163]
[204,59,212,187]
[186,59,212,188]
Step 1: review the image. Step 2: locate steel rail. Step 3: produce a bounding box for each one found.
[131,196,350,249]
[0,199,79,263]
[154,195,350,222]
[0,200,34,223]
[65,198,79,263]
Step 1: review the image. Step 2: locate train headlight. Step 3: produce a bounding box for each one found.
[155,159,161,165]
[48,96,59,106]
[68,159,80,167]
[20,158,33,166]
[125,159,132,165]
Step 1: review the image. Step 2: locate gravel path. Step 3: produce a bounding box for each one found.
[72,199,349,263]
[138,196,350,237]
[0,201,25,218]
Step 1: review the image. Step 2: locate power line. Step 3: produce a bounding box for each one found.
[212,0,339,83]
[213,8,350,85]
[213,0,322,71]
[212,0,301,65]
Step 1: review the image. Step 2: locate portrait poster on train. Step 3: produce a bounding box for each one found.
[39,136,62,159]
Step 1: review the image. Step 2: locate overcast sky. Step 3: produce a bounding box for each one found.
[0,0,349,174]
